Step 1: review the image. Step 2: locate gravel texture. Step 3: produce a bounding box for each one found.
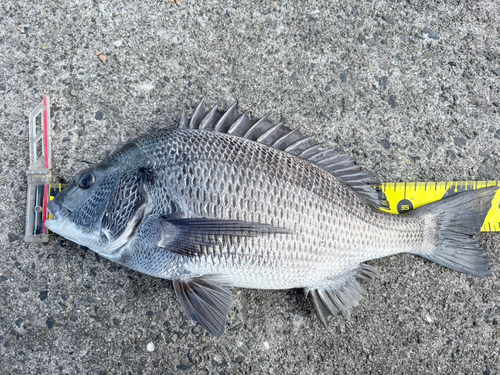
[1,0,500,374]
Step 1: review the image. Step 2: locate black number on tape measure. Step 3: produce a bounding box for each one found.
[397,199,414,213]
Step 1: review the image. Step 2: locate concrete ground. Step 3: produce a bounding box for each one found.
[1,0,500,373]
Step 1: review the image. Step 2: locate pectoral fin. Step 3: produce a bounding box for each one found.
[158,217,292,256]
[173,274,234,337]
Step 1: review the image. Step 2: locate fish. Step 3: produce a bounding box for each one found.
[46,99,499,337]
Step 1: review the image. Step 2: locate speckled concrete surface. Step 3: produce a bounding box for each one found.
[1,0,500,374]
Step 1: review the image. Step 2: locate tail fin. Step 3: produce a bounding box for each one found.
[411,186,499,277]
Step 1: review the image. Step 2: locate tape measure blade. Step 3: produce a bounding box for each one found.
[380,181,499,232]
[481,186,500,232]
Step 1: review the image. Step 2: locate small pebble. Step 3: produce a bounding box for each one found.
[379,139,391,150]
[39,290,48,301]
[379,76,388,90]
[381,15,396,25]
[95,111,104,120]
[388,95,397,108]
[422,27,439,40]
[8,233,19,243]
[234,356,245,364]
[453,137,466,146]
[486,51,498,61]
[147,342,155,352]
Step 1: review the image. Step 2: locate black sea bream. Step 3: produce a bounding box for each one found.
[46,99,498,337]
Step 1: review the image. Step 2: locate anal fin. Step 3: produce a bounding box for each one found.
[306,264,377,328]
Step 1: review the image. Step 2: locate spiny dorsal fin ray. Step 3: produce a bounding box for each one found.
[244,113,273,141]
[271,126,304,151]
[214,101,240,133]
[180,99,388,209]
[228,111,256,137]
[189,97,208,129]
[256,121,289,146]
[306,264,378,328]
[199,103,224,130]
[284,137,317,155]
[179,109,189,128]
[298,143,324,158]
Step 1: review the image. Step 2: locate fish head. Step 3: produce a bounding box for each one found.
[46,143,151,257]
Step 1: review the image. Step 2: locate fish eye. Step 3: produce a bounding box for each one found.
[78,172,95,189]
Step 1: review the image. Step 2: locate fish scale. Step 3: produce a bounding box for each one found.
[46,100,499,337]
[132,128,424,290]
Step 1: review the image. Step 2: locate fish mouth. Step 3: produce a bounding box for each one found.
[47,200,70,221]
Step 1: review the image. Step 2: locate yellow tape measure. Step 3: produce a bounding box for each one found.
[379,181,500,232]
[46,181,500,233]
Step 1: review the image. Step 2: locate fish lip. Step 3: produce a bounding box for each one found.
[47,200,70,220]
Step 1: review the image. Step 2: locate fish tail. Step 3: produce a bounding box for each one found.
[411,186,499,277]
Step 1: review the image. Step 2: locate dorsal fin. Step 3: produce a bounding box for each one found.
[178,100,388,209]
